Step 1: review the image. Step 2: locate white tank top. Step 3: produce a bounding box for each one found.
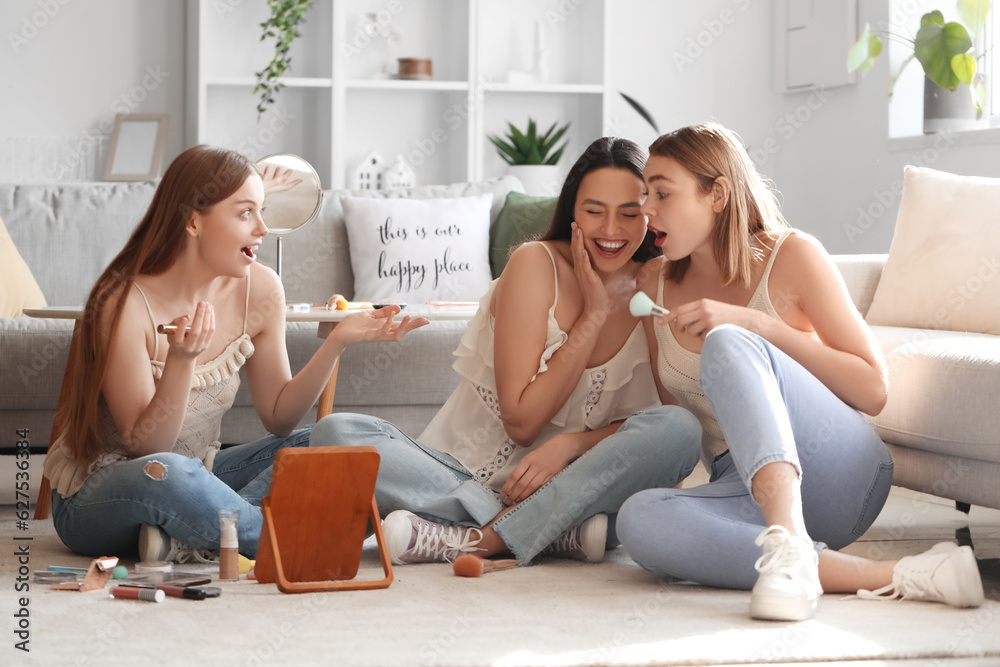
[654,230,792,468]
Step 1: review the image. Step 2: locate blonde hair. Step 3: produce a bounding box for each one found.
[649,122,788,286]
[57,146,257,463]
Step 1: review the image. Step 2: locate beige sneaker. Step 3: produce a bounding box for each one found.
[857,542,984,608]
[542,514,608,563]
[750,526,823,621]
[138,524,217,564]
[382,511,484,565]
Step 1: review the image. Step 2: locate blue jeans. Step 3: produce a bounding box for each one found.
[51,427,314,558]
[311,405,702,563]
[618,325,893,590]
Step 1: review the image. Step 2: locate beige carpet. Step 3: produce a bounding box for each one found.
[2,515,999,667]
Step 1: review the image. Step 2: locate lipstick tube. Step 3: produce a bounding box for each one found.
[110,586,165,603]
[156,585,207,600]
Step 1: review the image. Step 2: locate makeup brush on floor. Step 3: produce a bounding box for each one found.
[453,554,521,577]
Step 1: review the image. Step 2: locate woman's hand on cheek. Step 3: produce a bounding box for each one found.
[570,222,611,318]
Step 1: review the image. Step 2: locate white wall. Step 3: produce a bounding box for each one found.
[4,0,1000,253]
[1,0,184,182]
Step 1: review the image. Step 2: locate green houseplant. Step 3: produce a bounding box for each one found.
[254,0,313,117]
[488,118,570,196]
[848,0,991,130]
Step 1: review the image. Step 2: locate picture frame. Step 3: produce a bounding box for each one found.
[103,113,169,181]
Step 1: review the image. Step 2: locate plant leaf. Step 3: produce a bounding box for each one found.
[914,20,973,89]
[957,0,991,36]
[951,52,977,84]
[847,23,883,74]
[921,10,945,26]
[619,91,659,133]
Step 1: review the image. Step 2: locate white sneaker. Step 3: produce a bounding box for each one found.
[382,510,483,565]
[542,514,608,563]
[856,542,984,608]
[138,524,217,564]
[750,526,823,621]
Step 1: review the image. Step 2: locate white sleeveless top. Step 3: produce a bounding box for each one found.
[421,242,660,493]
[44,278,255,497]
[654,230,792,469]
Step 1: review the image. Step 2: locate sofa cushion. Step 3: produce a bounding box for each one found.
[866,166,1000,335]
[256,176,522,304]
[341,194,494,303]
[0,215,47,316]
[0,182,157,306]
[867,325,1000,464]
[489,191,557,278]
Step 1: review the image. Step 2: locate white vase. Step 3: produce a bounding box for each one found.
[508,164,561,197]
[923,76,988,134]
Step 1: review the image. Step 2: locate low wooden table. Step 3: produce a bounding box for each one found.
[24,303,478,520]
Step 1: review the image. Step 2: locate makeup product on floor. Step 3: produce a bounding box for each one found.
[34,571,79,584]
[628,292,670,318]
[134,560,173,574]
[156,584,207,600]
[452,554,521,577]
[110,586,165,603]
[47,565,88,575]
[218,509,240,581]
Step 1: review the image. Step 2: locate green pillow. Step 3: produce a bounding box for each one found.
[489,191,558,278]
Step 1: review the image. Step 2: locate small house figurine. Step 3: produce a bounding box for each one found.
[382,154,416,189]
[351,151,385,190]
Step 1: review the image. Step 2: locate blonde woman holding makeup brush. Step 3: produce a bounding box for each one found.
[617,122,983,621]
[314,137,702,566]
[43,145,427,563]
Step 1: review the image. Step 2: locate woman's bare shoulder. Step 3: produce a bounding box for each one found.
[637,256,666,292]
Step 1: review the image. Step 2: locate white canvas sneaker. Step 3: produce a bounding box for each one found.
[856,541,984,608]
[138,524,217,564]
[750,525,823,621]
[382,510,484,565]
[541,514,608,563]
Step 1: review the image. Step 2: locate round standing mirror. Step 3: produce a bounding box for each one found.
[256,153,324,277]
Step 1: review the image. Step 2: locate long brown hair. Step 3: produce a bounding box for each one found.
[57,145,257,462]
[649,123,788,286]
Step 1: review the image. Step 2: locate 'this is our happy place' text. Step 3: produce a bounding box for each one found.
[377,217,473,292]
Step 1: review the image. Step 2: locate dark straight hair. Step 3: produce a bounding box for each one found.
[540,137,659,263]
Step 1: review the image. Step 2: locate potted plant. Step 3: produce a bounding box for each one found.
[848,0,991,133]
[488,118,570,196]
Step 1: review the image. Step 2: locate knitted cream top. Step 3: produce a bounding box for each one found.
[653,230,792,469]
[44,278,254,497]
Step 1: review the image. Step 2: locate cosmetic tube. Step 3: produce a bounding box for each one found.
[157,585,207,600]
[110,586,165,603]
[218,509,240,581]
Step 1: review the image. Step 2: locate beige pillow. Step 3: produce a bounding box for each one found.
[0,214,47,317]
[866,166,1000,335]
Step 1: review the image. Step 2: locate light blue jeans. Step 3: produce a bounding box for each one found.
[618,325,893,590]
[51,427,314,558]
[311,405,702,562]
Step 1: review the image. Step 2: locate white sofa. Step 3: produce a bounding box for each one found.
[835,255,1000,511]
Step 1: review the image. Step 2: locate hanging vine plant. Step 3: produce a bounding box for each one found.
[254,0,313,117]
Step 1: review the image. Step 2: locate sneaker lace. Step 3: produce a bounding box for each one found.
[411,522,483,563]
[855,565,935,602]
[545,527,581,556]
[166,539,218,565]
[754,528,808,577]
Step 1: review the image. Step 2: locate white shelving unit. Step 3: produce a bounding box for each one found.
[186,0,610,189]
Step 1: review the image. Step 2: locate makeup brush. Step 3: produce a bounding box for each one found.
[629,292,670,318]
[452,554,521,577]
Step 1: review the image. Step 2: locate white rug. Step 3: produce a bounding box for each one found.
[2,516,998,667]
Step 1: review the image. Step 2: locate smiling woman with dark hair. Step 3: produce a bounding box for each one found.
[314,137,702,566]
